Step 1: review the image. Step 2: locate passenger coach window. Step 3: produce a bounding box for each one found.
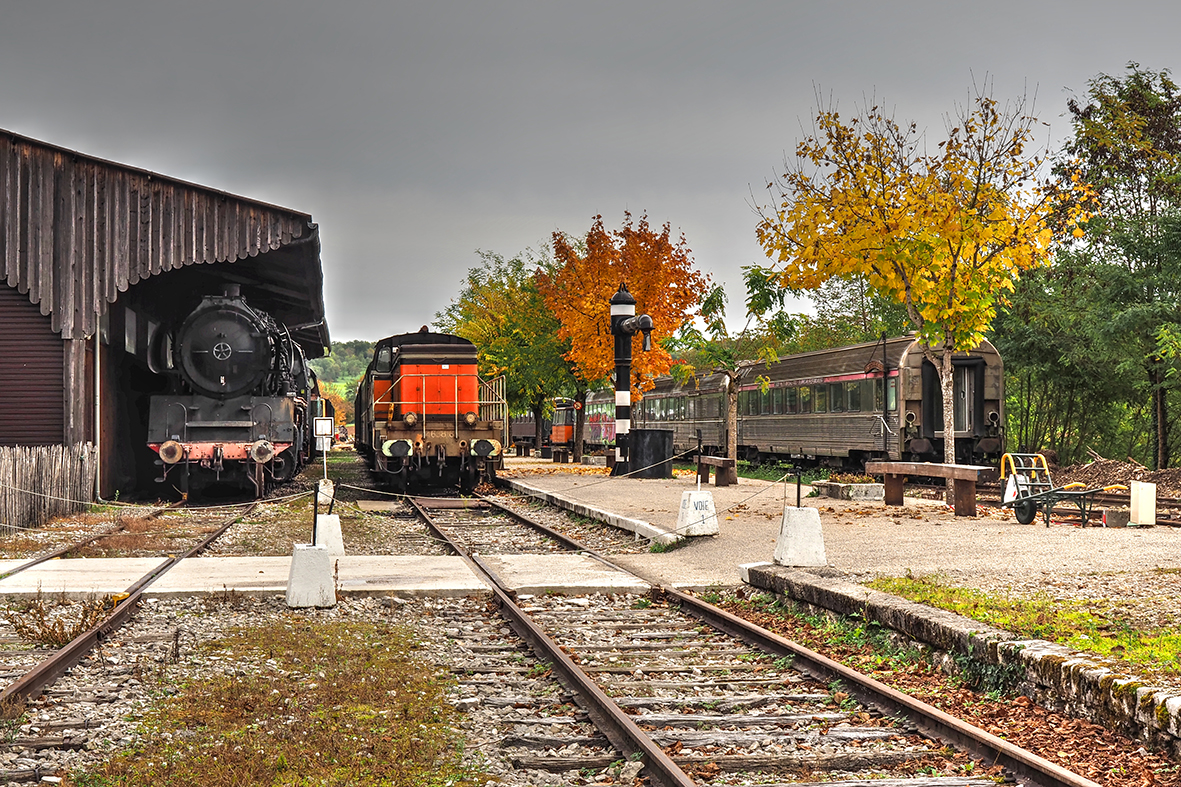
[814,385,827,414]
[887,378,898,411]
[799,386,812,414]
[772,387,783,414]
[846,381,861,412]
[785,387,798,414]
[873,379,885,411]
[829,384,845,413]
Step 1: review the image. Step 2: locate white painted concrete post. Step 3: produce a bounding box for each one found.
[773,507,827,567]
[315,514,346,556]
[676,490,719,536]
[286,544,336,608]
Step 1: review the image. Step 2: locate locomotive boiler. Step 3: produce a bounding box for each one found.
[146,284,320,496]
[354,328,507,491]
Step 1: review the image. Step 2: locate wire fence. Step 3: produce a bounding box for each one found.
[0,443,97,534]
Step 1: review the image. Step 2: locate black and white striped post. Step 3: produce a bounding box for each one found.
[610,283,653,476]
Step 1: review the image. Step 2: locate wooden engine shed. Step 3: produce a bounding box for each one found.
[0,129,330,505]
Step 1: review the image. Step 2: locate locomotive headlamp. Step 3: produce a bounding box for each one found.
[249,440,275,464]
[471,439,502,457]
[159,440,185,465]
[987,411,1000,426]
[403,412,418,427]
[463,411,478,427]
[382,439,412,458]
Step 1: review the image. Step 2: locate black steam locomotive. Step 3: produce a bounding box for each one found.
[146,285,327,497]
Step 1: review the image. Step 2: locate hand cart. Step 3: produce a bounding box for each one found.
[999,453,1126,526]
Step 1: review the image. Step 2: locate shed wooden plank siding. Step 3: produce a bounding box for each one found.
[0,285,62,445]
[0,131,315,342]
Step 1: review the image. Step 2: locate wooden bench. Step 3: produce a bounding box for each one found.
[697,455,737,487]
[864,461,993,517]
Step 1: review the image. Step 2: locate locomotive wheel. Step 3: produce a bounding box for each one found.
[1014,500,1038,525]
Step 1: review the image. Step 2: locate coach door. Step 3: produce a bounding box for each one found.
[953,365,972,433]
[926,359,983,436]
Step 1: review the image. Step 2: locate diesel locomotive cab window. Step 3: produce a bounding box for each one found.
[375,347,392,374]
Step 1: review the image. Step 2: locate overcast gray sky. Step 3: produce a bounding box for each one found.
[1,1,1176,342]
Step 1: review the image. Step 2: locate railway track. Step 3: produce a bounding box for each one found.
[408,490,1100,787]
[0,502,255,782]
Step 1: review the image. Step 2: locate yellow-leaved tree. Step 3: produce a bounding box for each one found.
[755,86,1085,480]
[539,212,707,447]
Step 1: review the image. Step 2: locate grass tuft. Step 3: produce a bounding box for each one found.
[3,591,114,647]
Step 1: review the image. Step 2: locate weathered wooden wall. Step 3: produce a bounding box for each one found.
[0,130,316,341]
[0,443,97,532]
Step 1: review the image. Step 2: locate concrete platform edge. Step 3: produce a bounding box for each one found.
[502,478,680,545]
[744,564,1181,758]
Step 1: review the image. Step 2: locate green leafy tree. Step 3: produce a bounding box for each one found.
[991,250,1141,463]
[668,272,783,463]
[1056,63,1181,468]
[436,248,574,450]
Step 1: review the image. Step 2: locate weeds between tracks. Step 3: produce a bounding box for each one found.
[64,616,492,787]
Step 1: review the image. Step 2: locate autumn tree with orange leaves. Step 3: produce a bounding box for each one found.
[539,213,708,455]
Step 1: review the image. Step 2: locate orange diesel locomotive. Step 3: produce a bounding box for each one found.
[354,328,507,490]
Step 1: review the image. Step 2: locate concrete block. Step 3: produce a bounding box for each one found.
[739,562,772,584]
[813,482,884,501]
[677,490,719,536]
[1103,508,1130,528]
[315,514,346,556]
[774,507,827,567]
[317,478,336,508]
[1131,481,1156,526]
[286,544,336,608]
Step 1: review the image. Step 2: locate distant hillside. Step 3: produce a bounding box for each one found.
[309,339,374,390]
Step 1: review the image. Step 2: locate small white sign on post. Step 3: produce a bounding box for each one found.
[313,417,334,480]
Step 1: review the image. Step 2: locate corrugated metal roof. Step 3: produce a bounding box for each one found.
[0,129,329,356]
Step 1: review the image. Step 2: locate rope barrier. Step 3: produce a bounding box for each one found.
[0,480,314,514]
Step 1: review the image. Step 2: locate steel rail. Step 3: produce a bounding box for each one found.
[0,502,183,582]
[406,497,696,787]
[0,502,254,713]
[659,585,1101,787]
